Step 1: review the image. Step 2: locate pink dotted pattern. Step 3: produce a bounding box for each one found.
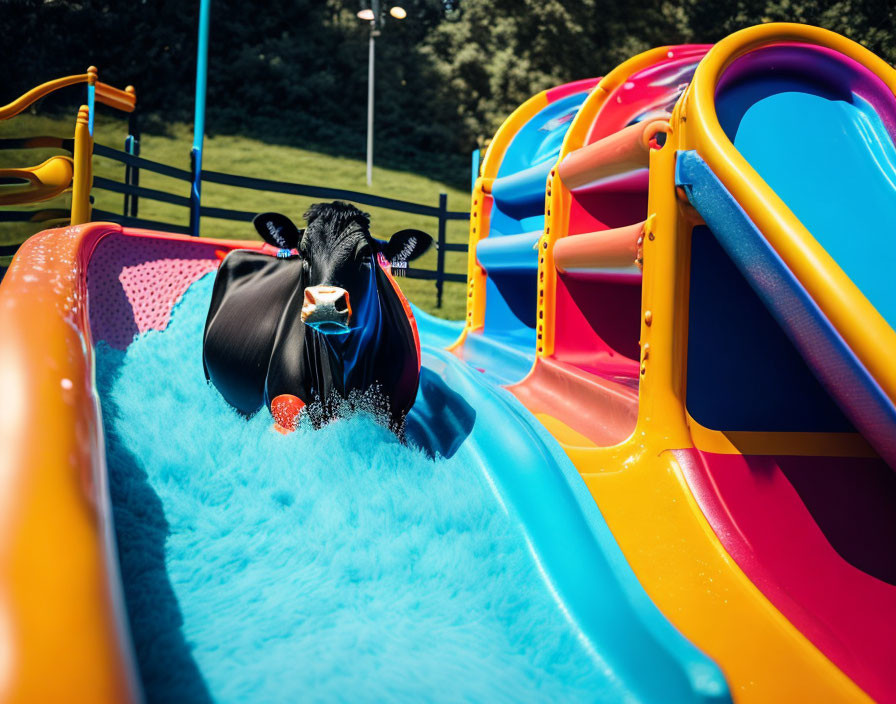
[87,232,226,349]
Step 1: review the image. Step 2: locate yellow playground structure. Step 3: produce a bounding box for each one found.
[0,67,135,228]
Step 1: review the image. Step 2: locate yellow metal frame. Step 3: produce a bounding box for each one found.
[535,46,682,358]
[522,29,882,701]
[0,68,136,121]
[71,105,94,224]
[0,68,135,225]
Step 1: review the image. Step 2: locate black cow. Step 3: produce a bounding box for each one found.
[202,201,432,431]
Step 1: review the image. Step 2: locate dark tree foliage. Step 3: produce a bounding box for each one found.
[2,0,893,187]
[424,0,896,152]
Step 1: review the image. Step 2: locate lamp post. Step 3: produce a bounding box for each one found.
[358,2,405,186]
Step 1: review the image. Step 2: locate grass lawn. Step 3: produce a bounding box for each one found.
[1,113,471,318]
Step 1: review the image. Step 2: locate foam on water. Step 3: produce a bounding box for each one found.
[96,273,617,703]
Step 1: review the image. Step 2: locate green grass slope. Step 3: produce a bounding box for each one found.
[1,114,471,318]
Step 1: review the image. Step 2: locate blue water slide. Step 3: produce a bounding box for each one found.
[414,315,730,703]
[475,90,593,372]
[490,161,555,219]
[410,304,465,350]
[676,46,896,466]
[101,277,730,703]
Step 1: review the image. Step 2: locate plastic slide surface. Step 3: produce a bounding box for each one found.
[414,322,730,704]
[414,348,730,703]
[457,78,599,384]
[0,223,730,702]
[511,45,709,448]
[470,29,893,704]
[672,36,896,703]
[692,45,896,462]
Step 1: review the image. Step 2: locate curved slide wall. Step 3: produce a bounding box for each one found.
[463,27,894,704]
[674,36,896,703]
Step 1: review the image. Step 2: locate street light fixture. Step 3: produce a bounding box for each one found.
[358,1,405,186]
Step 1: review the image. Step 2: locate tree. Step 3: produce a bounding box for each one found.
[2,0,894,187]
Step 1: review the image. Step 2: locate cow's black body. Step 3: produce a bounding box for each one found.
[202,202,431,430]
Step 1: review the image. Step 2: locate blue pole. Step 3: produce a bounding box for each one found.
[470,147,480,193]
[87,83,95,137]
[190,0,212,237]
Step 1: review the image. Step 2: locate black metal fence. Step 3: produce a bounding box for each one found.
[100,144,471,308]
[2,143,470,307]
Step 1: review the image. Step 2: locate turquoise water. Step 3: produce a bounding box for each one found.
[95,273,621,703]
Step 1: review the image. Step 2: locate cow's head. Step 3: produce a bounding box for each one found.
[253,202,432,334]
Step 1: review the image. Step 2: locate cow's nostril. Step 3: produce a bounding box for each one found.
[302,286,350,327]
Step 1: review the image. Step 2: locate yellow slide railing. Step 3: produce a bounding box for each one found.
[0,67,135,222]
[0,156,74,206]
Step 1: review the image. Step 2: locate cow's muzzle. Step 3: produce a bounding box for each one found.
[301,286,352,334]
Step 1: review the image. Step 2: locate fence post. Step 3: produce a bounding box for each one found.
[123,110,141,217]
[436,192,447,309]
[189,149,201,236]
[129,110,140,217]
[122,142,131,217]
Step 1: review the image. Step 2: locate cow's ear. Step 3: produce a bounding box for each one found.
[253,212,303,250]
[382,229,432,264]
